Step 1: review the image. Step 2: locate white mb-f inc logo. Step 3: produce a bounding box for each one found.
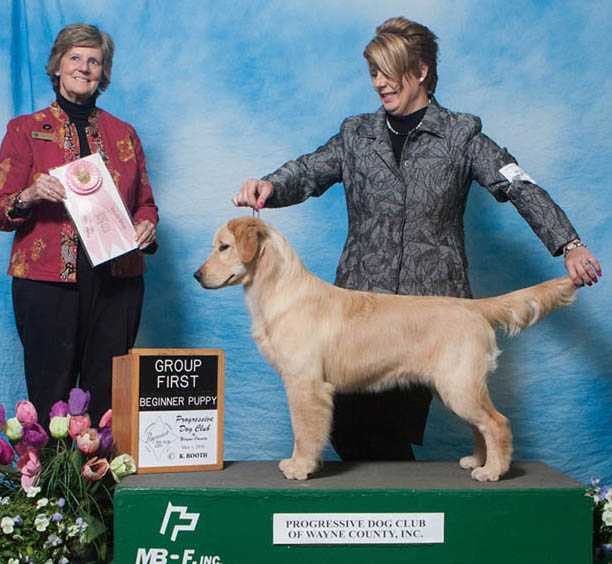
[159,501,200,541]
[134,502,222,564]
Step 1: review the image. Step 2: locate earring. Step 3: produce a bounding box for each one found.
[419,77,424,83]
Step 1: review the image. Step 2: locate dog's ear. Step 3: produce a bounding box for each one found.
[227,218,266,263]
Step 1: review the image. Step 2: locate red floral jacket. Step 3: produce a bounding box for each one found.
[0,101,158,282]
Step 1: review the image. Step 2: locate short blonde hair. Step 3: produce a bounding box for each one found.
[364,17,438,94]
[45,23,114,95]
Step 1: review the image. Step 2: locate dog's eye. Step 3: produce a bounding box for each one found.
[218,244,230,252]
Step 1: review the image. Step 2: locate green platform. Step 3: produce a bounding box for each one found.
[114,460,592,564]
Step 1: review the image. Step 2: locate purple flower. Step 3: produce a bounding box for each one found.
[600,485,610,500]
[51,513,64,522]
[57,497,66,508]
[13,515,22,526]
[0,438,14,465]
[49,401,69,419]
[68,388,90,416]
[96,426,113,458]
[22,423,49,452]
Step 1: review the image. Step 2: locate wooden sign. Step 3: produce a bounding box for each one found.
[112,348,224,473]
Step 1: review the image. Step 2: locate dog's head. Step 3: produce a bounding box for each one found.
[194,217,268,289]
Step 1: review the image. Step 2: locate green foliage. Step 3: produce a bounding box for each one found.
[40,440,115,560]
[0,437,129,563]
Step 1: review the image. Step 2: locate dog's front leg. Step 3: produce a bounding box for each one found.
[279,379,335,480]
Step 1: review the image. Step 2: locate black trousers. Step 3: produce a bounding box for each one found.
[12,247,143,427]
[330,385,433,461]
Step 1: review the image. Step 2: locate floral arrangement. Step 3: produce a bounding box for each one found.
[587,477,612,561]
[0,389,136,563]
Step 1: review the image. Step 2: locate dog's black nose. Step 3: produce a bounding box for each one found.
[194,271,202,281]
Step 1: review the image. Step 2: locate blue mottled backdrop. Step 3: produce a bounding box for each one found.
[1,0,610,484]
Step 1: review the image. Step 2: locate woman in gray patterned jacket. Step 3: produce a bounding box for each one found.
[232,17,601,462]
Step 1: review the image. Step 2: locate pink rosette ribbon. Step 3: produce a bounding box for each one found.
[65,160,102,195]
[65,159,135,263]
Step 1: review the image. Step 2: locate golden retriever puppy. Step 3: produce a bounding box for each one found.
[194,217,577,481]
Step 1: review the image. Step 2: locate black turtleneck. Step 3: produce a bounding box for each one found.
[386,106,428,165]
[56,92,96,157]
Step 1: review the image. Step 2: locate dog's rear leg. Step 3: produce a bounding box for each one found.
[459,425,486,470]
[442,382,512,482]
[455,398,512,482]
[279,379,335,480]
[470,407,512,482]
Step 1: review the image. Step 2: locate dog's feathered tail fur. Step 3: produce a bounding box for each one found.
[472,276,576,336]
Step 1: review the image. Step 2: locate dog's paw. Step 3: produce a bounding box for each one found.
[460,455,484,470]
[278,457,315,480]
[470,466,501,482]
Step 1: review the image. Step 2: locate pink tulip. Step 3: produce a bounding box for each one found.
[17,450,41,493]
[21,473,40,492]
[76,429,100,455]
[16,449,40,474]
[98,409,112,429]
[0,438,14,465]
[82,457,109,481]
[69,414,91,440]
[13,440,27,456]
[15,400,37,426]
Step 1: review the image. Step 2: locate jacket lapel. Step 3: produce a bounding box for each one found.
[358,107,403,179]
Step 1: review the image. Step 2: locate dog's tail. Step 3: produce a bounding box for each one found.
[471,276,577,336]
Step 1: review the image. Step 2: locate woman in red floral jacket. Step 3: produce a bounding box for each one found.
[0,23,159,425]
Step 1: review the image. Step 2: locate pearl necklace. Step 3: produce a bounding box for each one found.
[385,114,424,136]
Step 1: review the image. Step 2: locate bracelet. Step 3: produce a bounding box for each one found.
[563,240,586,256]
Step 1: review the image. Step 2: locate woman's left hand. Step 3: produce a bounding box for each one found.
[134,220,156,250]
[564,243,601,287]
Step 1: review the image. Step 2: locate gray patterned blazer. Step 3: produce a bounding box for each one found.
[264,99,578,298]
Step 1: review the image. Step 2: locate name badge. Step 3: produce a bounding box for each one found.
[31,131,55,141]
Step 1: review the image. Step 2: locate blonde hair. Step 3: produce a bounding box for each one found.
[364,17,438,94]
[46,23,114,95]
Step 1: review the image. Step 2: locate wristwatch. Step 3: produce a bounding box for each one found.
[9,191,32,218]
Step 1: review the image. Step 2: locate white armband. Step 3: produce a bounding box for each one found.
[499,163,536,185]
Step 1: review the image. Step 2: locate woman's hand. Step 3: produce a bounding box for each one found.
[134,220,156,250]
[19,174,66,206]
[564,241,601,287]
[232,179,273,211]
